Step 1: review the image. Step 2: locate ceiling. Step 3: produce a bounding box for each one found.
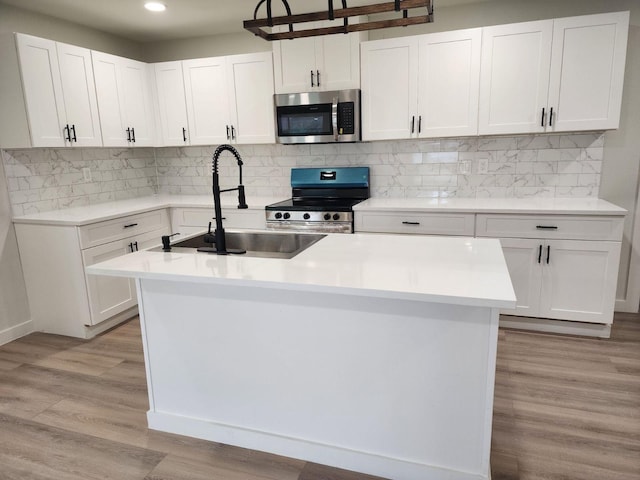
[0,0,492,42]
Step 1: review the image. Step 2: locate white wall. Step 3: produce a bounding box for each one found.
[0,151,31,344]
[0,3,144,59]
[144,32,270,62]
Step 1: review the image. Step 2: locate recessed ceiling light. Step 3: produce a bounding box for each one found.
[144,2,166,12]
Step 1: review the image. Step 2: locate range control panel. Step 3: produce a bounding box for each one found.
[266,211,353,223]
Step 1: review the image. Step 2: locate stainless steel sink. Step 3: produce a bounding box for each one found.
[153,231,326,259]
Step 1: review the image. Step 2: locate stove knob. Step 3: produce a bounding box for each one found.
[275,212,282,219]
[333,213,340,221]
[303,213,311,220]
[283,212,291,220]
[323,213,331,221]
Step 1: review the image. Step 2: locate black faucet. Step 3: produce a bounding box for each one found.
[211,144,248,255]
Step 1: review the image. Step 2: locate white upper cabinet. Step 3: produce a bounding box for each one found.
[478,20,553,135]
[154,61,190,146]
[15,34,101,147]
[92,51,155,147]
[361,37,418,141]
[479,11,629,135]
[226,52,275,144]
[362,28,481,141]
[273,19,365,93]
[547,12,629,132]
[183,52,275,145]
[56,43,102,146]
[417,28,481,138]
[182,56,229,146]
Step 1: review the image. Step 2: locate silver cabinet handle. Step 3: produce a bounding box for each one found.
[402,221,420,226]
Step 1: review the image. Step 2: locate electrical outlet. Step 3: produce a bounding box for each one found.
[457,160,471,175]
[477,158,489,175]
[82,167,92,182]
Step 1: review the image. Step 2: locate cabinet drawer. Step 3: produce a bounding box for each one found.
[355,211,475,236]
[476,214,624,241]
[172,207,265,231]
[79,209,170,249]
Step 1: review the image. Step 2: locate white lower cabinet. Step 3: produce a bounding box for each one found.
[355,208,624,331]
[498,238,543,317]
[539,239,620,323]
[477,213,623,325]
[498,238,620,323]
[82,229,165,325]
[15,209,170,338]
[354,210,475,236]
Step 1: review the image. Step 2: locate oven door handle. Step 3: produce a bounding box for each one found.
[332,97,339,141]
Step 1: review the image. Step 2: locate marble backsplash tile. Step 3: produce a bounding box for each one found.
[2,148,158,216]
[156,132,604,200]
[2,132,605,215]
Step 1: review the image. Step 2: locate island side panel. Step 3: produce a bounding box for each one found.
[138,278,499,480]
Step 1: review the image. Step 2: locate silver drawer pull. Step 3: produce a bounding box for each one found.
[536,225,558,230]
[123,223,138,228]
[402,221,420,226]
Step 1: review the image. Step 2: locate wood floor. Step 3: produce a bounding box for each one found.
[0,314,638,480]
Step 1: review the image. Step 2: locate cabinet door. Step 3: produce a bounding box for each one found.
[56,42,102,147]
[316,19,362,91]
[92,51,128,147]
[499,238,543,317]
[120,58,155,146]
[540,240,621,324]
[478,20,552,135]
[272,25,318,94]
[547,12,629,132]
[227,52,275,144]
[361,37,418,141]
[183,57,230,145]
[15,34,67,147]
[418,28,481,138]
[154,61,190,146]
[82,239,136,325]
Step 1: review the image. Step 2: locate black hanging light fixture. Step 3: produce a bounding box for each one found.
[244,0,434,41]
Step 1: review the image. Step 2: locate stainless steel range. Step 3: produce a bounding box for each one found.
[266,167,369,233]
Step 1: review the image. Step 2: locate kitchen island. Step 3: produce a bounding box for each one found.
[87,233,515,480]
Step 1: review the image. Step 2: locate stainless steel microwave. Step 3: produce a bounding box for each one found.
[274,89,361,144]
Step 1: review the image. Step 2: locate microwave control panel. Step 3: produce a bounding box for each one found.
[338,102,355,135]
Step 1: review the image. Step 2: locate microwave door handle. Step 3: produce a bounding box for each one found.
[332,97,339,141]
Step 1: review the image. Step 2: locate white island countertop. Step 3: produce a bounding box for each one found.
[354,197,627,215]
[12,194,285,226]
[87,233,516,309]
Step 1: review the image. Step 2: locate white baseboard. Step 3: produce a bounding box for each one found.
[0,319,34,346]
[500,315,611,338]
[615,297,639,314]
[147,411,489,480]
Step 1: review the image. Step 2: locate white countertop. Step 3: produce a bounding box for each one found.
[86,233,516,309]
[12,194,285,226]
[354,197,627,215]
[13,195,626,227]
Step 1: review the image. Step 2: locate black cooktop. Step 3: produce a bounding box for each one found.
[266,197,365,212]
